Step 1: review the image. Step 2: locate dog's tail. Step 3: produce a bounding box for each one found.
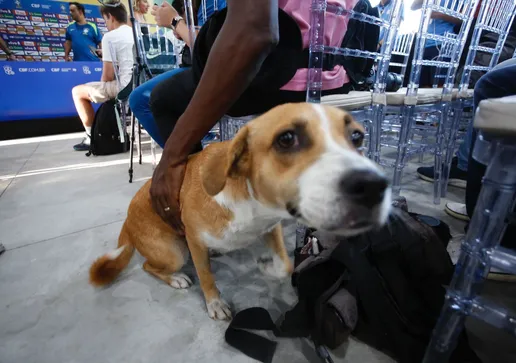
[89,221,135,287]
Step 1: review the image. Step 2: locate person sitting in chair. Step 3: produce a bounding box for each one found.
[71,1,134,151]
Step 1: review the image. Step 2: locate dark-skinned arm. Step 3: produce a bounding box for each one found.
[162,0,279,163]
[150,0,279,232]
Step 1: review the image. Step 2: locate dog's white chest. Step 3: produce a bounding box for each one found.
[201,192,286,253]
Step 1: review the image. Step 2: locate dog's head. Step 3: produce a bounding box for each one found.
[202,103,391,236]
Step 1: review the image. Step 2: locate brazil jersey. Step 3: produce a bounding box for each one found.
[65,22,102,61]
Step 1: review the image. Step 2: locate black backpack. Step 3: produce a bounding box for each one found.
[339,0,380,88]
[86,99,129,156]
[225,208,481,363]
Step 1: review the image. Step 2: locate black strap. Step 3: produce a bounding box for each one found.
[225,307,279,363]
[297,49,347,72]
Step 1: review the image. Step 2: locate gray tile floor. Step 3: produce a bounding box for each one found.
[0,134,515,363]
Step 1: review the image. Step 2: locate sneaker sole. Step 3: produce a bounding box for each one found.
[444,205,470,221]
[417,172,467,189]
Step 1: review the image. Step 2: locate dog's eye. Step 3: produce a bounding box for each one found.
[276,130,298,150]
[351,130,364,147]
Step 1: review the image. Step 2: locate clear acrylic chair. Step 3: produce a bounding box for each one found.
[138,22,180,75]
[306,0,403,164]
[369,31,416,163]
[438,0,516,200]
[127,21,187,178]
[391,0,479,200]
[390,32,416,85]
[423,95,516,363]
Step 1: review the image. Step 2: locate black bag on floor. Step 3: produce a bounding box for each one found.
[87,99,129,156]
[225,209,480,363]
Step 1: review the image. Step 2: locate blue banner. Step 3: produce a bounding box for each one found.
[0,61,102,121]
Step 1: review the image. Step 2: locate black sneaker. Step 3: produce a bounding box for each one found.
[417,157,467,189]
[73,137,90,151]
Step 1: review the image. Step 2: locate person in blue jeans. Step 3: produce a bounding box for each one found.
[129,0,226,147]
[410,0,462,87]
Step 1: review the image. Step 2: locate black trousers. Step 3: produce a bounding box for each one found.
[149,67,351,152]
[403,45,444,88]
[465,62,516,249]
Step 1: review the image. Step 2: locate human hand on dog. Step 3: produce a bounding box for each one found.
[150,159,186,235]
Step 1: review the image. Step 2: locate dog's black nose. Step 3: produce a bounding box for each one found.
[340,170,388,208]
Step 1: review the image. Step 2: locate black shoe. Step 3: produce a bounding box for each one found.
[417,157,467,189]
[73,137,90,151]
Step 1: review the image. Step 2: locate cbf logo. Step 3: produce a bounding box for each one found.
[3,65,15,76]
[82,65,91,75]
[60,4,66,13]
[15,0,22,8]
[83,28,89,35]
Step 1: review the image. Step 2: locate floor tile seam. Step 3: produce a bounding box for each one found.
[0,143,41,200]
[4,218,125,252]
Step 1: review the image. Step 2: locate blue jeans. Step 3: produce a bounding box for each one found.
[456,59,516,172]
[129,67,188,148]
[456,120,474,172]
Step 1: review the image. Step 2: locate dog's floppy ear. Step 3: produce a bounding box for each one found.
[202,126,250,196]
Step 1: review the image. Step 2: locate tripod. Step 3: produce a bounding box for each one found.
[127,0,153,183]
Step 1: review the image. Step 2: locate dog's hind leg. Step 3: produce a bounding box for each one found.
[141,237,192,289]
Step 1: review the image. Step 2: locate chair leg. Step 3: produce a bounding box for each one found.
[441,101,463,198]
[418,134,428,163]
[151,139,157,169]
[128,113,136,183]
[369,104,384,163]
[433,102,450,205]
[392,105,415,197]
[423,140,516,362]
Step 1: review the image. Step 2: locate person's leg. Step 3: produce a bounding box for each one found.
[149,68,201,152]
[72,84,96,135]
[71,82,114,151]
[466,63,516,250]
[455,122,474,172]
[419,45,440,88]
[129,68,188,148]
[456,59,516,172]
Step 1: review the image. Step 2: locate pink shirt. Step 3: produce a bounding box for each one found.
[279,0,358,91]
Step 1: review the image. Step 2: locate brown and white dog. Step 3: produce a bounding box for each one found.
[89,103,391,320]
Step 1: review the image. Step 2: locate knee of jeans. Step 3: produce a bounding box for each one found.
[129,86,147,113]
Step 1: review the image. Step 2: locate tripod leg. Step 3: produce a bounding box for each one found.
[129,113,136,183]
[138,122,142,165]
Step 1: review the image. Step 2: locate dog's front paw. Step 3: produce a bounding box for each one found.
[206,298,232,320]
[257,255,293,280]
[169,273,193,289]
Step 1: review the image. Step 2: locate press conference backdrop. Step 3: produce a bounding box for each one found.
[0,0,106,124]
[0,61,102,121]
[0,0,106,61]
